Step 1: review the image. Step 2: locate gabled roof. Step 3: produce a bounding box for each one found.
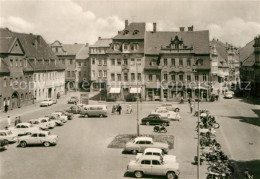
[62,44,85,55]
[242,53,255,67]
[145,30,210,55]
[76,45,89,59]
[0,59,10,73]
[90,38,112,48]
[113,23,146,40]
[0,37,16,53]
[210,39,228,60]
[239,40,254,63]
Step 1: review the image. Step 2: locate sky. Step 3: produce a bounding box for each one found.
[0,0,260,47]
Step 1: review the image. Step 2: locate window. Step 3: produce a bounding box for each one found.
[156,75,160,81]
[98,59,102,65]
[111,59,115,66]
[137,59,141,65]
[20,59,23,66]
[171,58,175,66]
[146,140,151,144]
[148,74,153,81]
[123,44,128,51]
[111,73,115,81]
[195,74,199,81]
[123,59,128,65]
[78,62,81,67]
[70,59,73,65]
[117,74,121,81]
[187,74,191,81]
[92,70,95,78]
[39,133,46,137]
[179,74,183,81]
[179,59,183,66]
[10,59,13,67]
[203,74,207,81]
[124,73,128,81]
[103,70,107,77]
[103,59,107,65]
[84,62,87,66]
[130,58,135,65]
[98,70,102,77]
[197,59,203,66]
[131,73,135,81]
[133,43,139,50]
[171,75,175,81]
[31,133,38,137]
[187,58,191,66]
[92,58,95,65]
[117,59,121,65]
[15,59,18,66]
[152,160,161,165]
[138,73,141,81]
[164,58,167,66]
[164,74,168,81]
[4,78,7,87]
[114,44,120,50]
[141,160,151,165]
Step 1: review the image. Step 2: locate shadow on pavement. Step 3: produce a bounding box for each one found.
[232,160,260,179]
[236,97,260,105]
[226,109,260,127]
[123,172,167,178]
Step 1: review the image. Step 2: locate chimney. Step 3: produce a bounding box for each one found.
[98,37,101,40]
[36,35,41,44]
[188,25,193,31]
[125,20,128,28]
[153,23,157,33]
[180,27,185,31]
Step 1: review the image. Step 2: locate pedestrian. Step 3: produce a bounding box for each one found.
[118,104,122,115]
[216,95,219,101]
[4,99,8,113]
[190,104,193,113]
[129,104,132,113]
[7,98,10,110]
[18,116,22,123]
[7,116,11,127]
[112,105,115,114]
[14,116,18,126]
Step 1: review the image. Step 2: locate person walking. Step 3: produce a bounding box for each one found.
[7,98,10,111]
[14,117,18,126]
[190,104,193,113]
[112,105,115,114]
[7,116,11,127]
[4,99,8,113]
[118,104,122,115]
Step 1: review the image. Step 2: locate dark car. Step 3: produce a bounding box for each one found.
[141,114,169,126]
[0,139,8,150]
[66,106,80,114]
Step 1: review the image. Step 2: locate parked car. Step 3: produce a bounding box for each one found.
[55,111,74,120]
[52,112,68,123]
[66,106,80,114]
[45,116,63,126]
[17,131,58,148]
[0,130,17,143]
[37,117,56,129]
[8,123,42,136]
[161,104,180,112]
[141,114,169,126]
[67,96,79,104]
[136,148,177,163]
[127,155,180,179]
[124,137,169,154]
[151,109,181,121]
[224,91,233,99]
[80,105,108,117]
[0,139,8,150]
[28,119,48,130]
[40,98,53,107]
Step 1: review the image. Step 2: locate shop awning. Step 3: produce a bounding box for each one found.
[109,88,121,94]
[130,87,141,94]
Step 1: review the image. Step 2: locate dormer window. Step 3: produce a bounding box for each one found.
[113,43,120,51]
[133,43,139,51]
[123,43,128,51]
[133,30,139,35]
[123,30,129,35]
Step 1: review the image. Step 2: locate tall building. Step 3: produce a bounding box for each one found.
[0,28,65,110]
[240,36,260,97]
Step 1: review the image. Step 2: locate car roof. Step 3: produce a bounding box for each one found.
[135,137,153,141]
[17,123,31,125]
[38,117,49,120]
[144,148,162,153]
[0,130,10,132]
[31,131,49,135]
[139,155,161,160]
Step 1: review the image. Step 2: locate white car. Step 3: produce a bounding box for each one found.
[28,119,49,130]
[52,112,68,123]
[17,131,58,148]
[8,123,42,136]
[127,155,180,179]
[40,98,53,107]
[45,116,63,126]
[151,108,181,121]
[136,148,177,163]
[0,130,17,143]
[38,117,56,129]
[224,91,233,99]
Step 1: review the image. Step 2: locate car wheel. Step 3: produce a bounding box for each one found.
[132,150,138,155]
[99,114,103,118]
[85,114,88,118]
[134,171,143,178]
[43,141,51,147]
[20,141,27,148]
[146,122,150,126]
[166,171,176,179]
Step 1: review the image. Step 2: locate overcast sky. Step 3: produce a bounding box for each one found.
[0,0,260,47]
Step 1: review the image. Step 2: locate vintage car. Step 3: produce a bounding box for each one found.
[37,117,56,129]
[0,130,17,143]
[127,155,180,179]
[55,111,74,120]
[67,96,79,104]
[17,131,58,148]
[141,114,169,126]
[40,98,53,107]
[151,109,181,121]
[80,105,108,117]
[161,104,180,112]
[136,148,177,163]
[51,112,68,123]
[66,106,81,114]
[8,123,42,136]
[28,119,49,130]
[124,137,169,154]
[0,139,8,150]
[224,91,233,99]
[45,116,63,126]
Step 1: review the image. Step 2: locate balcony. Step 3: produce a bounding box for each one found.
[144,65,162,71]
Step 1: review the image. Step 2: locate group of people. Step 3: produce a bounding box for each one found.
[6,116,22,129]
[111,104,122,115]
